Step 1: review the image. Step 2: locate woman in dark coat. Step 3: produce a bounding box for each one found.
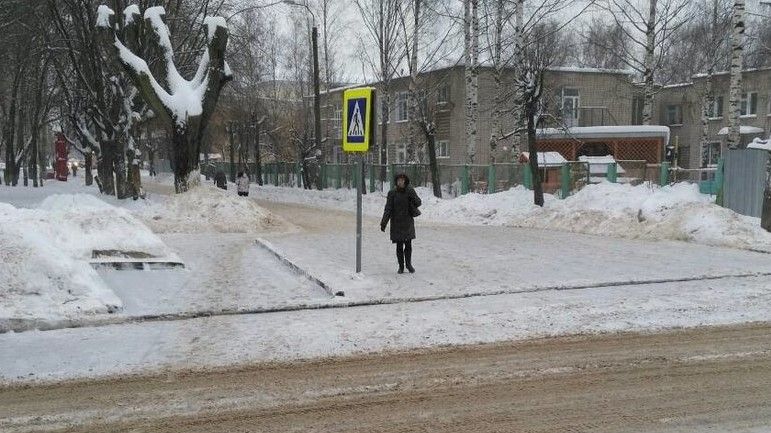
[380,173,422,274]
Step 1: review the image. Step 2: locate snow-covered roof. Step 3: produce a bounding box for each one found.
[747,137,771,151]
[717,126,765,135]
[693,66,771,79]
[521,151,567,167]
[537,125,670,140]
[546,66,635,75]
[200,153,223,161]
[578,155,626,174]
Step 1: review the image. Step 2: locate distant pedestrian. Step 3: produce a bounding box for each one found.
[214,169,227,190]
[70,163,78,177]
[380,173,422,274]
[236,171,250,197]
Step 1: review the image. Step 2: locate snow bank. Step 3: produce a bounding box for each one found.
[0,194,176,330]
[257,182,771,252]
[132,185,291,233]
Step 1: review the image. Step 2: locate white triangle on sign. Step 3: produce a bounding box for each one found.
[348,101,364,137]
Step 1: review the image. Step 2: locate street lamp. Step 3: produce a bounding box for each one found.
[284,0,323,189]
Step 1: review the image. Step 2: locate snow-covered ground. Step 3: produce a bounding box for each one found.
[0,176,291,332]
[254,182,771,252]
[2,274,770,384]
[2,175,771,384]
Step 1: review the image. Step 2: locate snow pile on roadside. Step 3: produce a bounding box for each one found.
[133,185,291,233]
[258,182,771,252]
[0,194,175,329]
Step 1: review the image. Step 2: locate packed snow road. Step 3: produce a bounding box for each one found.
[2,323,769,433]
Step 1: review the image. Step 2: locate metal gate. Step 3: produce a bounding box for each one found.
[723,149,768,217]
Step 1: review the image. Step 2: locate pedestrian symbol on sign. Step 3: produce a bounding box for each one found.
[346,97,367,144]
[342,87,374,152]
[348,101,364,138]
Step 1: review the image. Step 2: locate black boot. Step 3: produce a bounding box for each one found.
[396,243,405,274]
[405,241,415,273]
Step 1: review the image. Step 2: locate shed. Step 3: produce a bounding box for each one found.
[536,126,670,163]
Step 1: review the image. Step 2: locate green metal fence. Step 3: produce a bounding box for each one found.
[202,159,725,200]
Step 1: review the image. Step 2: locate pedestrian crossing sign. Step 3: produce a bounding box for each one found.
[343,87,375,152]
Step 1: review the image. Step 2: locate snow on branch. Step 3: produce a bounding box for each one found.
[96,5,232,128]
[96,5,114,28]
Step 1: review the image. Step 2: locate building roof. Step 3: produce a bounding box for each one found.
[578,155,626,174]
[537,126,670,140]
[521,151,568,167]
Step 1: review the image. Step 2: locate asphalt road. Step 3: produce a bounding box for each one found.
[2,323,769,433]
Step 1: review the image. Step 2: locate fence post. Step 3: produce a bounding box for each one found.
[659,162,670,186]
[607,163,618,183]
[461,165,470,195]
[336,164,342,189]
[273,163,279,186]
[295,162,302,188]
[487,164,496,194]
[523,164,533,190]
[715,158,725,206]
[560,164,571,199]
[389,164,395,190]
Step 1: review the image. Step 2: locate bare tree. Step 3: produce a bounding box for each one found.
[598,0,692,124]
[463,0,479,164]
[727,0,746,149]
[355,0,404,183]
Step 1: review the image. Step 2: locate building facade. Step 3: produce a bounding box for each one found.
[655,68,771,169]
[318,66,638,165]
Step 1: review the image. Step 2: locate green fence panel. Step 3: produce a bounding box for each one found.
[659,162,670,186]
[560,164,571,199]
[461,165,470,195]
[369,164,376,192]
[715,158,725,206]
[487,164,496,194]
[607,163,618,183]
[523,164,533,190]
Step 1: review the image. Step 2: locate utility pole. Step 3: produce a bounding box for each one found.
[227,121,236,183]
[284,0,323,189]
[253,114,263,186]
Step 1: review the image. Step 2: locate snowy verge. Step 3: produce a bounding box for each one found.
[255,182,771,252]
[0,194,177,332]
[128,185,293,234]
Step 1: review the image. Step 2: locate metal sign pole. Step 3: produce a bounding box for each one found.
[356,154,363,273]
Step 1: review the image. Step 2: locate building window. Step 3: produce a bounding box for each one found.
[561,88,580,126]
[435,140,449,158]
[707,96,723,119]
[740,92,758,117]
[666,105,683,125]
[395,92,409,122]
[767,93,771,116]
[437,85,449,103]
[333,106,342,139]
[396,143,407,163]
[702,141,721,167]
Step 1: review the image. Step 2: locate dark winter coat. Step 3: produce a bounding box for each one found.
[214,171,227,190]
[381,175,422,243]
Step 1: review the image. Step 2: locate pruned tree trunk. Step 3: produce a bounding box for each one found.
[97,6,231,194]
[727,0,745,149]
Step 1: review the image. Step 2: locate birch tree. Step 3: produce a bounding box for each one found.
[96,5,233,193]
[727,0,745,149]
[355,0,404,182]
[464,0,479,164]
[599,0,692,125]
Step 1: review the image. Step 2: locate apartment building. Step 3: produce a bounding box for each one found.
[655,67,771,168]
[318,65,638,165]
